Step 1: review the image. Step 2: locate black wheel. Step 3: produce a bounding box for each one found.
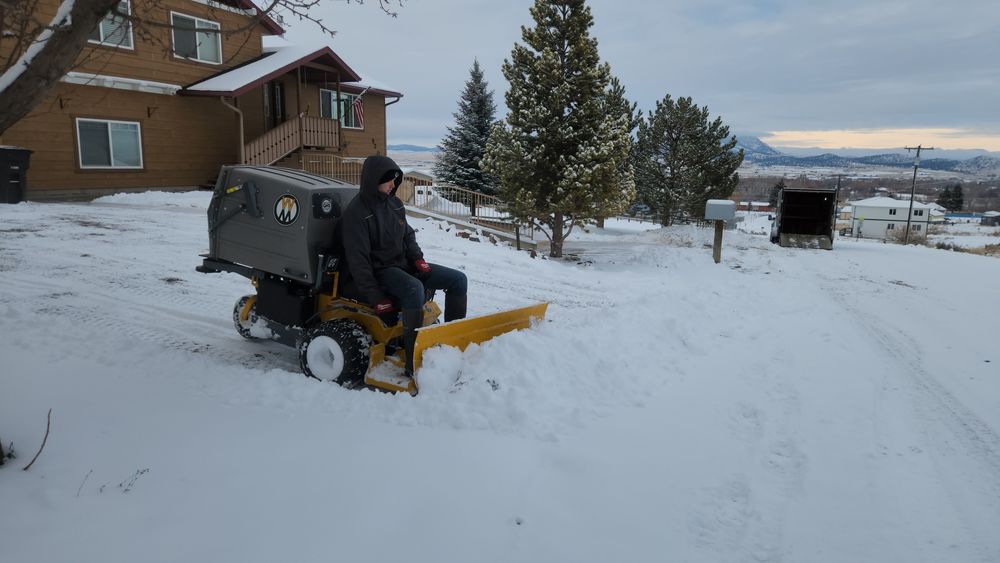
[233,294,260,339]
[298,320,372,385]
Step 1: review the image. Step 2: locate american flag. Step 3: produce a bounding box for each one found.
[351,88,369,129]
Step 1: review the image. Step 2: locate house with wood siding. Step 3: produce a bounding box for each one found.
[0,0,401,199]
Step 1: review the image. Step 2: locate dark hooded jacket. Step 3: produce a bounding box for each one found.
[339,155,423,305]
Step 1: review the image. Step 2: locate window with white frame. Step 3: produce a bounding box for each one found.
[889,208,897,215]
[320,90,363,129]
[88,0,133,49]
[914,209,924,216]
[76,118,143,169]
[887,223,895,230]
[914,224,922,232]
[171,12,221,64]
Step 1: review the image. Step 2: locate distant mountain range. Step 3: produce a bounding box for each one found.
[388,144,439,153]
[390,140,1000,177]
[733,136,1000,176]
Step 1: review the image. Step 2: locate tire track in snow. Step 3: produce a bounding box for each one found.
[823,268,1000,561]
[1,267,295,373]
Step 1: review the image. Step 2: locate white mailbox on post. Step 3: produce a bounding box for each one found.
[705,199,737,222]
[704,199,737,264]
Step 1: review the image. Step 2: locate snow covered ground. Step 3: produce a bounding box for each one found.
[928,222,1000,249]
[2,192,999,562]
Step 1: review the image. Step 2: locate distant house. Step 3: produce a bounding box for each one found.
[737,201,773,212]
[850,197,932,239]
[1,0,401,199]
[982,211,1000,227]
[923,202,948,223]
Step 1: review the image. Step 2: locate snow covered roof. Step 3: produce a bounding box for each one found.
[851,197,932,210]
[221,0,284,35]
[263,36,401,97]
[182,38,401,99]
[984,211,1000,217]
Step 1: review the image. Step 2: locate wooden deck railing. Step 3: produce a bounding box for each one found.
[302,153,364,185]
[244,116,339,166]
[301,154,536,240]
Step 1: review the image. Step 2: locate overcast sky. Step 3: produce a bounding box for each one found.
[285,0,1000,151]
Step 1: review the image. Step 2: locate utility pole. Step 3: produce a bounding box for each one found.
[903,145,935,245]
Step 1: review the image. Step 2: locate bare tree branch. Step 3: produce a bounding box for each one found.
[22,408,51,472]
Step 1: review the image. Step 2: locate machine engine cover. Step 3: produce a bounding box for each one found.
[206,166,358,283]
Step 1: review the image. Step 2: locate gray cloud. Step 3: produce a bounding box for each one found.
[285,0,1000,146]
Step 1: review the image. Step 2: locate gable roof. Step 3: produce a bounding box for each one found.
[262,36,402,97]
[852,197,932,210]
[182,43,363,97]
[181,39,402,99]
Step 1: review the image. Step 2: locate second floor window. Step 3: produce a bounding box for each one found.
[171,12,222,64]
[889,208,897,215]
[914,209,924,216]
[320,90,364,129]
[89,0,133,49]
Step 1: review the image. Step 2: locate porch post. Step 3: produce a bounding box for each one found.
[296,67,304,160]
[336,72,343,151]
[220,97,244,164]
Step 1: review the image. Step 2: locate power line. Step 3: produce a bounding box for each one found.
[903,145,935,245]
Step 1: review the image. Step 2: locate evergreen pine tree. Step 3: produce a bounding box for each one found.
[602,75,641,225]
[937,184,965,211]
[634,95,744,224]
[434,59,499,195]
[937,185,953,210]
[769,178,786,208]
[482,0,634,257]
[952,184,964,211]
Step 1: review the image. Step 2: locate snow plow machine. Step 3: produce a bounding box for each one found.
[196,165,547,395]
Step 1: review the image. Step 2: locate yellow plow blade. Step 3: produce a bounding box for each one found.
[413,302,548,371]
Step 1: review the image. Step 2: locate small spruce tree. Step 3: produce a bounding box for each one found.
[434,59,499,195]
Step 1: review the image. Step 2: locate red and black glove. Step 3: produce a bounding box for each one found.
[374,298,395,315]
[414,259,431,278]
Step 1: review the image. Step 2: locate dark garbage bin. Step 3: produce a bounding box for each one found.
[0,147,32,204]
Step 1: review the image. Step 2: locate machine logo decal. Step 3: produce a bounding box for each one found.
[274,194,299,226]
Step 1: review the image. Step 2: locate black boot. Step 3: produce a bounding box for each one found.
[401,308,424,377]
[444,294,467,322]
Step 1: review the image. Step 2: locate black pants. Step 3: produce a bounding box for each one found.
[375,264,467,310]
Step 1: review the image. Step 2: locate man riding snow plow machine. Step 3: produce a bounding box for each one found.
[196,165,546,395]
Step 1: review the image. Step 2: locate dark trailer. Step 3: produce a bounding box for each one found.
[770,186,839,250]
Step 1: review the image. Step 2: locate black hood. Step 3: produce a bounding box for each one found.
[360,155,403,204]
